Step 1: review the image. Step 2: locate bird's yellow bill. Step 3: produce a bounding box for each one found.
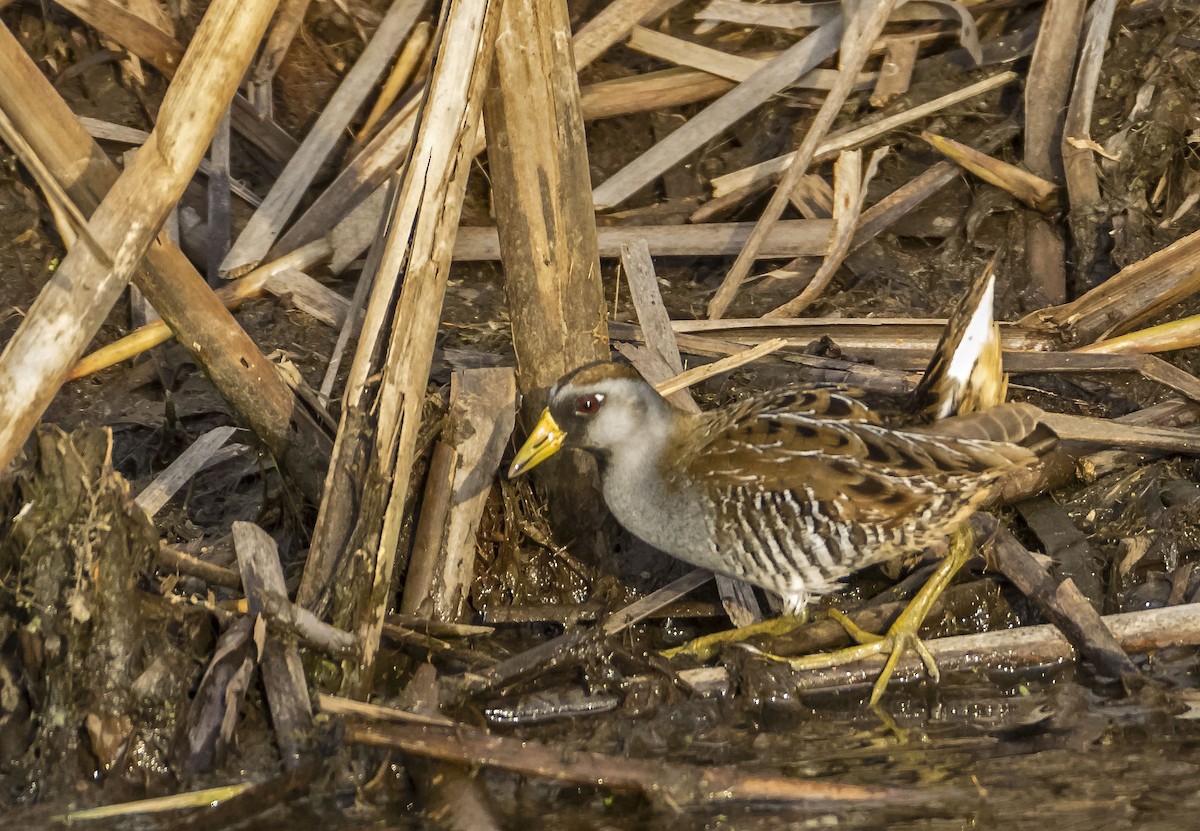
[508,408,566,477]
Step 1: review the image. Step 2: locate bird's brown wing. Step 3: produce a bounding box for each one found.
[670,398,1038,526]
[914,401,1053,449]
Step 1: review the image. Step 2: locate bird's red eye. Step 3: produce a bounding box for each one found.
[575,394,604,415]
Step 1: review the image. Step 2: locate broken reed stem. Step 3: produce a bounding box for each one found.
[707,0,902,319]
[1062,0,1119,210]
[299,0,503,699]
[1020,225,1200,344]
[1072,313,1200,356]
[922,130,1060,212]
[222,0,427,276]
[780,602,1200,694]
[0,0,281,474]
[357,21,432,142]
[766,148,888,318]
[68,239,332,379]
[655,338,791,398]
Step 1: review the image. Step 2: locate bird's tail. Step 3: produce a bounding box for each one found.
[910,255,1008,420]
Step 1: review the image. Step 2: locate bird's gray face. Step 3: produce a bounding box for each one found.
[508,365,666,478]
[546,376,656,457]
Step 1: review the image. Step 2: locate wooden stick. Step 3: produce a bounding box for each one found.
[270,96,423,260]
[1014,496,1104,605]
[774,602,1200,695]
[206,108,232,283]
[135,426,239,517]
[455,219,831,260]
[1025,0,1085,184]
[670,316,1054,352]
[300,0,502,699]
[1020,225,1200,344]
[157,544,242,590]
[222,0,427,276]
[0,0,281,475]
[591,18,843,210]
[707,0,901,318]
[343,718,933,807]
[232,522,315,768]
[627,25,766,83]
[78,117,262,206]
[709,71,1018,197]
[620,242,689,400]
[399,369,515,621]
[319,693,456,728]
[695,0,986,34]
[271,8,697,262]
[975,515,1137,679]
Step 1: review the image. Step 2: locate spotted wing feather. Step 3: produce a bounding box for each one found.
[659,390,1036,592]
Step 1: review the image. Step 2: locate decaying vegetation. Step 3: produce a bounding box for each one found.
[2,0,1200,826]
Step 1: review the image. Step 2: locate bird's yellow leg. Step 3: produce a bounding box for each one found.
[825,608,885,645]
[662,609,809,662]
[784,526,975,706]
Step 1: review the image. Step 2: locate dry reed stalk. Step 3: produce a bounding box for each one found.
[1022,0,1086,305]
[297,0,503,698]
[778,601,1200,694]
[55,0,298,163]
[400,369,515,621]
[571,0,685,70]
[591,18,844,210]
[0,22,329,499]
[222,0,428,276]
[709,71,1017,197]
[766,148,887,318]
[248,0,315,116]
[1020,226,1200,344]
[484,0,615,568]
[232,522,316,768]
[356,21,432,141]
[0,0,282,474]
[870,36,918,105]
[1062,0,1118,211]
[922,130,1061,212]
[66,239,331,378]
[707,0,904,319]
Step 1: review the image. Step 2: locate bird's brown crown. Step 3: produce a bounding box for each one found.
[557,361,645,390]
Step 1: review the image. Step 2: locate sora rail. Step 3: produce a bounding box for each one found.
[508,364,1043,613]
[508,261,1046,703]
